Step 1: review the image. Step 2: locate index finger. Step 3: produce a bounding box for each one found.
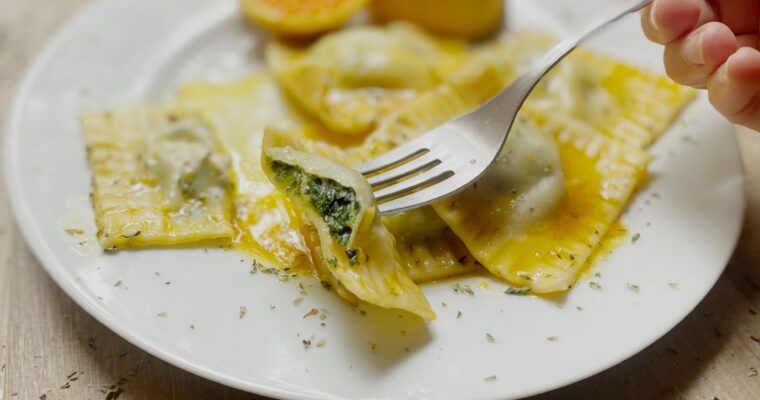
[641,0,717,44]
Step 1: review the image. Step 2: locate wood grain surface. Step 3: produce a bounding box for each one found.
[2,0,760,399]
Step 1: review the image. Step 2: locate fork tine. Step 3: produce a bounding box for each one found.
[366,153,441,187]
[373,165,453,201]
[353,139,429,175]
[377,174,467,215]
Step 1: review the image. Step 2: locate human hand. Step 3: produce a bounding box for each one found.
[641,0,760,130]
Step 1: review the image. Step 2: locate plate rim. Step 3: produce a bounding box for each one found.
[2,1,747,399]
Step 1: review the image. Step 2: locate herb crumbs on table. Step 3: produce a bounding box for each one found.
[316,339,326,348]
[484,375,497,382]
[88,337,96,350]
[113,280,122,287]
[627,283,640,292]
[547,336,558,341]
[750,367,758,377]
[486,333,495,342]
[368,340,377,354]
[60,382,71,389]
[631,233,641,243]
[669,282,678,288]
[576,306,583,311]
[302,339,312,350]
[239,305,247,319]
[589,281,601,289]
[303,308,319,318]
[293,297,303,306]
[456,311,462,319]
[156,312,167,318]
[453,283,474,295]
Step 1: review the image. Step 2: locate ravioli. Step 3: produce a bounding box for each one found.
[384,208,481,283]
[267,22,469,135]
[82,107,234,249]
[434,114,650,293]
[481,31,696,147]
[262,131,435,320]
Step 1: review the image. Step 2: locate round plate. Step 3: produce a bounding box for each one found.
[3,0,745,399]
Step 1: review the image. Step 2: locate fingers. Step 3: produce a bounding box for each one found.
[641,0,717,44]
[707,47,760,130]
[663,22,737,88]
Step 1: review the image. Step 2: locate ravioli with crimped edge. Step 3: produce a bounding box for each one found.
[261,129,436,320]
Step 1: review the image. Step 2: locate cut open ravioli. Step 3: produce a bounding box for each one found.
[262,131,435,320]
[82,108,234,249]
[267,22,469,135]
[434,114,649,293]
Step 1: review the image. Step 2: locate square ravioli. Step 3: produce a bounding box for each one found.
[82,107,234,249]
[433,113,650,293]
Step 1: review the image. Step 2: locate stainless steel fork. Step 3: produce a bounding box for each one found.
[354,0,653,215]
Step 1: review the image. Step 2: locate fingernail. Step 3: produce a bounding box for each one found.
[649,2,661,32]
[720,57,732,83]
[683,31,705,65]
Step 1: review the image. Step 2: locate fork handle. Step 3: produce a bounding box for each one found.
[478,0,654,144]
[535,0,654,78]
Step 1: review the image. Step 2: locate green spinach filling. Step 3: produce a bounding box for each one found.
[271,161,360,246]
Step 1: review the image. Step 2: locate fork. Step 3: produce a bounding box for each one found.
[354,0,653,215]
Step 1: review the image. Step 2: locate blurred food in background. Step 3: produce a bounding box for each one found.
[372,0,504,40]
[241,0,369,36]
[240,0,504,40]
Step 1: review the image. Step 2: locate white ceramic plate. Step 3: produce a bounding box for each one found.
[3,0,745,399]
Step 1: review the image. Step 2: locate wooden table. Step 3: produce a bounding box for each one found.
[2,0,760,399]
